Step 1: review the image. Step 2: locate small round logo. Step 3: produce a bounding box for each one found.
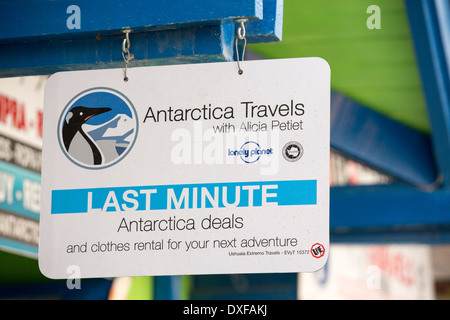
[282,141,303,162]
[58,88,138,169]
[311,243,325,259]
[240,141,262,163]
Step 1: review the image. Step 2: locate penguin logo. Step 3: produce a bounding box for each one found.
[58,88,138,169]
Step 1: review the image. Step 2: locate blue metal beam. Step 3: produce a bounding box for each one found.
[0,24,236,77]
[405,0,450,188]
[154,276,182,300]
[246,0,283,43]
[0,0,263,42]
[331,184,450,243]
[0,0,284,77]
[330,91,439,189]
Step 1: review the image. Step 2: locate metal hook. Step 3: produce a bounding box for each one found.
[235,20,247,75]
[122,31,131,54]
[122,30,134,82]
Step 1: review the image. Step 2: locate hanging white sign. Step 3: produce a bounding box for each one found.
[39,58,330,279]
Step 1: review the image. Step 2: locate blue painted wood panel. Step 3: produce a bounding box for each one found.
[246,0,283,43]
[331,184,450,243]
[331,91,439,189]
[405,0,450,188]
[0,0,263,42]
[0,24,236,77]
[0,0,284,77]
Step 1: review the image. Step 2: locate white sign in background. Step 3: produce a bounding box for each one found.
[299,245,435,300]
[39,58,330,279]
[0,76,45,258]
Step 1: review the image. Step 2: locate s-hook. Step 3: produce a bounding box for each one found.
[122,30,134,82]
[235,20,247,75]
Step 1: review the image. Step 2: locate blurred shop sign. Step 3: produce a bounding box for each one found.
[0,76,45,148]
[298,244,435,300]
[0,76,44,258]
[330,152,391,186]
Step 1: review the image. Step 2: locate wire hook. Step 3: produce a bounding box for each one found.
[122,30,134,82]
[235,20,247,75]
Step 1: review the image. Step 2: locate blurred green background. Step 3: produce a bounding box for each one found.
[250,0,429,133]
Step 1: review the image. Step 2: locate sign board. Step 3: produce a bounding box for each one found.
[0,154,40,247]
[299,244,435,300]
[0,76,44,258]
[39,58,330,279]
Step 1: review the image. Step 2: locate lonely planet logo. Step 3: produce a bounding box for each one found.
[58,88,138,169]
[228,141,273,164]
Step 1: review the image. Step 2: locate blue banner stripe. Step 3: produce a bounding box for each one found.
[51,180,317,214]
[0,238,38,257]
[0,160,41,220]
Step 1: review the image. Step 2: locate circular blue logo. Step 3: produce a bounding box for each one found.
[58,88,138,169]
[240,141,261,164]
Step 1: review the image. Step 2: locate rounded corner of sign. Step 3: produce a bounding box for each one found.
[313,252,330,272]
[313,57,331,74]
[44,72,63,92]
[38,258,59,280]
